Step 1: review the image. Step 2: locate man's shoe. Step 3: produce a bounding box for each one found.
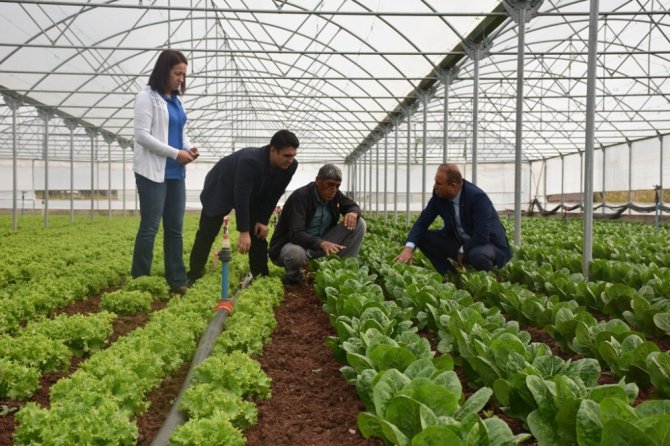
[282,272,301,285]
[170,285,188,296]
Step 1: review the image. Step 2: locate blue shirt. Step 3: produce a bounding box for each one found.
[160,93,187,180]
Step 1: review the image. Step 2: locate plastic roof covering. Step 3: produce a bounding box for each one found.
[0,0,668,164]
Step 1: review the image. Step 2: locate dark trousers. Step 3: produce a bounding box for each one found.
[188,211,269,280]
[417,229,506,274]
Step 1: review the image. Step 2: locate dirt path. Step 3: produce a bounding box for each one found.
[245,280,382,446]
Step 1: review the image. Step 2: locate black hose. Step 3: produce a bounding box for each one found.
[149,272,254,446]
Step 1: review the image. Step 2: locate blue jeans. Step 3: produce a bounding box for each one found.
[131,173,186,289]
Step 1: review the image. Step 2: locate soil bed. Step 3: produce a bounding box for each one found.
[245,279,382,446]
[0,280,384,446]
[0,294,167,446]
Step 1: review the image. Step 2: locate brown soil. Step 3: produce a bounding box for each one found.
[2,276,665,446]
[523,325,581,361]
[137,361,190,445]
[245,280,383,446]
[1,279,383,446]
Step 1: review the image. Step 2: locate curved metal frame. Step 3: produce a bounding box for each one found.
[0,0,668,168]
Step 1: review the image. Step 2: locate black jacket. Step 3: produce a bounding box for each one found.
[269,182,361,261]
[199,145,298,232]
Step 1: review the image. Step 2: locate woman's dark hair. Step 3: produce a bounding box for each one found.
[148,49,188,95]
[270,129,300,151]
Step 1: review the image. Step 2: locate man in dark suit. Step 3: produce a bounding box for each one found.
[394,163,511,274]
[188,130,299,283]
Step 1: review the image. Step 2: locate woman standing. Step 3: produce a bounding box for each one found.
[132,49,199,294]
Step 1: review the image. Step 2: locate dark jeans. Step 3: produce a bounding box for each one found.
[188,211,269,280]
[131,173,186,289]
[417,229,507,274]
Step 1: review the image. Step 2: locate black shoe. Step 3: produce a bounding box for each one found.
[282,273,301,285]
[186,278,196,288]
[170,285,188,296]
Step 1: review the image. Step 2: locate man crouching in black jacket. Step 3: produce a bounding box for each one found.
[268,164,366,285]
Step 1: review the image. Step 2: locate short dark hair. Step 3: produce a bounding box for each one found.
[317,163,342,181]
[270,130,300,151]
[148,49,188,95]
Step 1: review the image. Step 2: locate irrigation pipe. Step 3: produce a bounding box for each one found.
[150,271,254,446]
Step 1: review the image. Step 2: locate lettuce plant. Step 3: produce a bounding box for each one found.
[100,289,153,315]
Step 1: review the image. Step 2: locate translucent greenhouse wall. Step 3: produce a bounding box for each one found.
[533,135,668,214]
[0,158,527,214]
[1,136,667,218]
[349,162,526,214]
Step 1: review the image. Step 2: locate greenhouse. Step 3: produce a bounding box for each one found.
[1,1,670,445]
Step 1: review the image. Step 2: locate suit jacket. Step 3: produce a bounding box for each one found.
[268,182,361,261]
[199,145,298,232]
[407,180,511,261]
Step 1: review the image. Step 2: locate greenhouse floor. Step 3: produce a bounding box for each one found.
[244,277,381,446]
[0,277,381,446]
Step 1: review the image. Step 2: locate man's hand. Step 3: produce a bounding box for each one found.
[341,212,358,230]
[320,240,345,256]
[237,231,251,253]
[190,147,200,160]
[254,222,268,240]
[394,247,414,265]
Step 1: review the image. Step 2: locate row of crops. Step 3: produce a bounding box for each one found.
[2,214,670,445]
[0,215,286,445]
[312,216,670,445]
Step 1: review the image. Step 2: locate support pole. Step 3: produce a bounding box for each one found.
[601,145,606,217]
[503,0,531,247]
[437,68,458,164]
[463,38,491,185]
[393,116,402,225]
[37,107,53,228]
[561,155,565,212]
[403,106,414,226]
[369,141,374,214]
[64,119,78,223]
[121,141,128,216]
[660,134,665,220]
[582,0,599,279]
[365,149,369,212]
[103,133,115,219]
[516,25,527,239]
[85,127,98,220]
[375,136,379,216]
[417,89,432,209]
[352,161,356,202]
[383,128,388,223]
[627,140,633,215]
[2,94,20,231]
